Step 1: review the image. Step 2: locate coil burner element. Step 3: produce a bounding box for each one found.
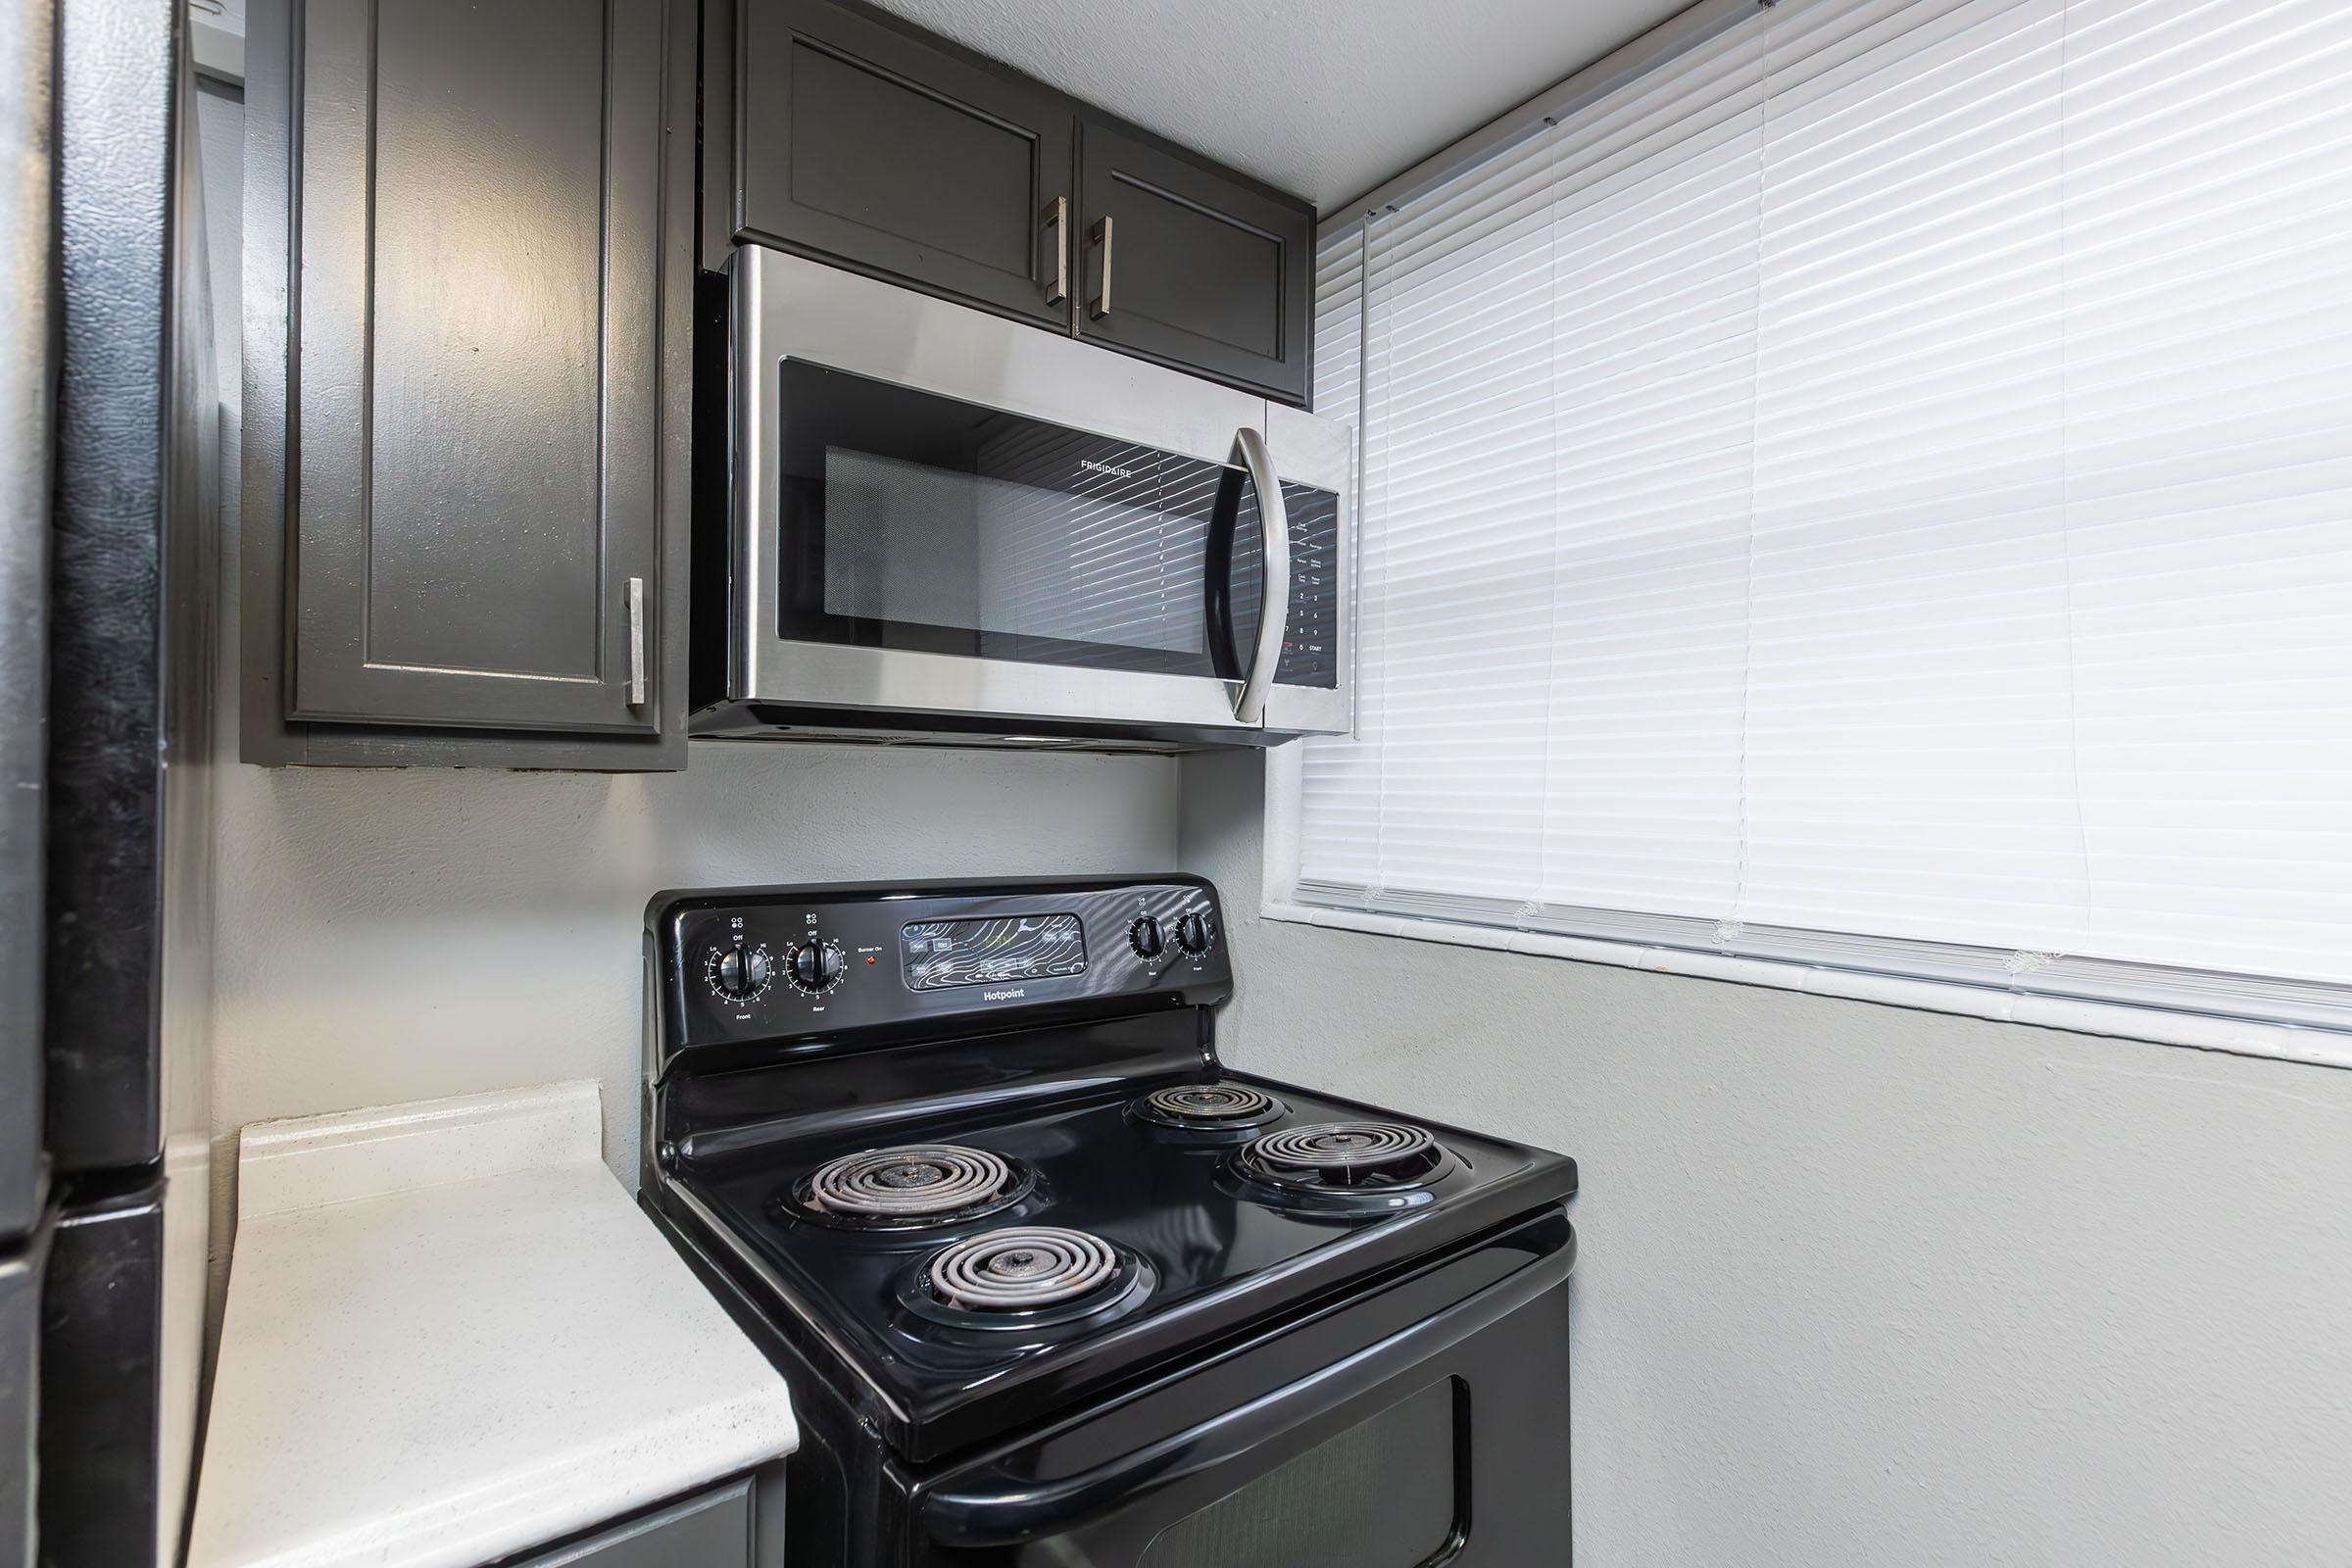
[794,1145,1031,1230]
[1130,1083,1284,1131]
[928,1227,1120,1311]
[1239,1121,1449,1191]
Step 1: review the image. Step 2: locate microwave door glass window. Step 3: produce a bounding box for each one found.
[822,437,1222,672]
[777,360,1254,679]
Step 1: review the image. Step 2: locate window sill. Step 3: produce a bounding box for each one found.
[1258,902,2352,1073]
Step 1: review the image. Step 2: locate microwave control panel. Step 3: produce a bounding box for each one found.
[1272,482,1341,691]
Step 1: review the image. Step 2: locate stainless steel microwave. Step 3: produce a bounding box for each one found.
[689,247,1352,750]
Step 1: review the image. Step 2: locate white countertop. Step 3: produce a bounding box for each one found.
[185,1081,799,1568]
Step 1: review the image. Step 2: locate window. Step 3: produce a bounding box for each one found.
[1295,0,2352,1034]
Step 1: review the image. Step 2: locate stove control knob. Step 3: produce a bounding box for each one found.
[1128,914,1165,959]
[787,939,846,995]
[1175,911,1214,956]
[712,943,771,999]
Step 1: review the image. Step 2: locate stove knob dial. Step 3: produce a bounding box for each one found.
[1175,911,1213,957]
[787,939,846,995]
[712,943,772,999]
[1128,914,1165,959]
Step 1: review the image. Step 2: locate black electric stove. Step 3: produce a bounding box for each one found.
[641,877,1579,1568]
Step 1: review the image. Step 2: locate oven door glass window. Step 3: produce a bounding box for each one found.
[1139,1378,1460,1568]
[775,360,1338,688]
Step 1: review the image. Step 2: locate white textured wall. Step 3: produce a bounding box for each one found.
[205,744,1177,1288]
[1182,748,2352,1568]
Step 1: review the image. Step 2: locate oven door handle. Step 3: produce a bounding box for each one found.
[1227,425,1290,726]
[916,1236,1572,1549]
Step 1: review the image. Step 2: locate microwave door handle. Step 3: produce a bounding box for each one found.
[1202,464,1245,680]
[1229,426,1290,725]
[916,1238,1572,1549]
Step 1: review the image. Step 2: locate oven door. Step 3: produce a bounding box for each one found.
[727,247,1349,743]
[905,1208,1574,1568]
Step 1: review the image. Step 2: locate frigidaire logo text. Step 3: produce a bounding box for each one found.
[1079,460,1139,479]
[984,988,1028,1002]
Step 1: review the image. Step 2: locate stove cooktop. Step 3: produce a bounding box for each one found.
[642,877,1577,1464]
[671,1069,1576,1460]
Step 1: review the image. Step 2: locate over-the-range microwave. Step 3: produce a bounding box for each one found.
[689,246,1352,751]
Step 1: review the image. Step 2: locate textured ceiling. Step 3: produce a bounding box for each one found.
[860,0,1697,214]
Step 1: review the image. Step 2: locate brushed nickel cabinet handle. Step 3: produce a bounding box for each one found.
[626,575,647,708]
[1043,196,1068,304]
[1088,215,1113,319]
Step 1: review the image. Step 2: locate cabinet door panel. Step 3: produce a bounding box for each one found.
[291,0,660,732]
[738,0,1072,329]
[1077,124,1310,405]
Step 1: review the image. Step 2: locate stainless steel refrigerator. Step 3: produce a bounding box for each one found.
[3,0,219,1562]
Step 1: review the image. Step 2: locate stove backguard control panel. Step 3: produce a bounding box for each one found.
[650,878,1232,1059]
[901,911,1089,991]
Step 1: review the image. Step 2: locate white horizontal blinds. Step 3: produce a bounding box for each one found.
[1298,24,1780,910]
[1296,230,1379,889]
[1541,22,1772,919]
[1299,0,2352,1012]
[1740,0,2086,953]
[1360,125,1561,902]
[2057,0,2352,981]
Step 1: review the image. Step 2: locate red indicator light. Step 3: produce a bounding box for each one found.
[864,955,876,964]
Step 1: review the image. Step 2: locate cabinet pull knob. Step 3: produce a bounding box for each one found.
[1088,215,1112,319]
[1043,196,1068,304]
[626,576,647,708]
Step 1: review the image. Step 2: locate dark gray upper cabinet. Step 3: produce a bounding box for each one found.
[1074,125,1311,404]
[291,0,659,735]
[730,0,1313,407]
[242,0,693,768]
[736,0,1073,329]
